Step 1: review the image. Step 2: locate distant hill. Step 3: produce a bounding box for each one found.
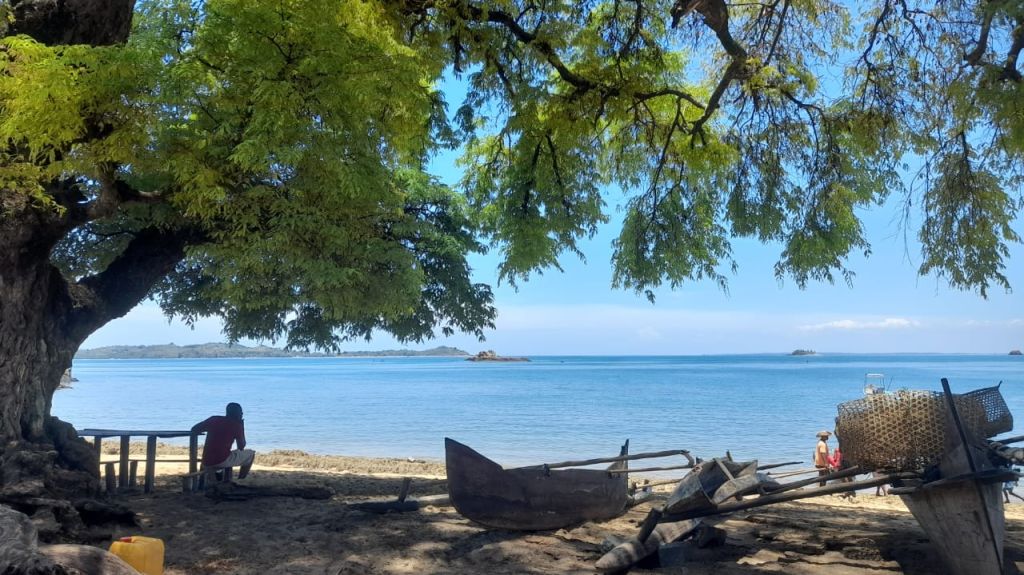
[75,343,470,359]
[791,349,817,356]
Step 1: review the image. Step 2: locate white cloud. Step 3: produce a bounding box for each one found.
[798,317,919,331]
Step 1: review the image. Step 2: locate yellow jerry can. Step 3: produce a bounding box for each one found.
[109,535,165,575]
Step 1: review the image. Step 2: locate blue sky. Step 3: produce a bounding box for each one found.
[81,75,1023,355]
[82,186,1023,354]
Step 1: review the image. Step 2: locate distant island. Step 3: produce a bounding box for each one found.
[1011,350,1023,356]
[791,349,817,356]
[75,343,470,359]
[466,350,530,362]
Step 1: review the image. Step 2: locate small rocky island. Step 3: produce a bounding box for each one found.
[1011,349,1023,356]
[466,350,530,362]
[791,349,817,356]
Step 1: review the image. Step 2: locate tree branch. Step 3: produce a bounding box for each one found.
[68,226,202,341]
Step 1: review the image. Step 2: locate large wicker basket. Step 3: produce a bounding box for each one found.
[834,386,1012,472]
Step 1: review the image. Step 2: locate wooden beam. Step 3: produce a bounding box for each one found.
[658,472,919,522]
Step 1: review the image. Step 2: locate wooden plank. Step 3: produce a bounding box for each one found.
[117,435,129,489]
[144,435,157,494]
[78,429,195,438]
[127,461,138,488]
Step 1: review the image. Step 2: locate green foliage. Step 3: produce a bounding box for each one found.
[4,0,1023,352]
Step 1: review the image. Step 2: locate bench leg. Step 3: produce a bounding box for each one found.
[104,462,116,495]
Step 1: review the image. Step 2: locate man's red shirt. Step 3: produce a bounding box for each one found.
[195,415,245,466]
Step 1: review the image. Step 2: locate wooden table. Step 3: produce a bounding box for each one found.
[78,429,202,494]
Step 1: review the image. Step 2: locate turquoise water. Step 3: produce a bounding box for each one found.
[54,354,1023,468]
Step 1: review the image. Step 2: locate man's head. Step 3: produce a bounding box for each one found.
[226,402,244,421]
[816,431,831,441]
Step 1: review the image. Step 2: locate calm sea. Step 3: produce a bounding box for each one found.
[54,355,1023,469]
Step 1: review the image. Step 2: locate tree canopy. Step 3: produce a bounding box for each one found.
[2,0,1022,354]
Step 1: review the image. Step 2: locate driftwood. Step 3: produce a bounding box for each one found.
[1,504,138,575]
[204,482,334,501]
[595,519,701,572]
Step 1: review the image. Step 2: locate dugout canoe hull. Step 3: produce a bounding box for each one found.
[900,479,1005,575]
[445,437,630,531]
[897,379,1009,575]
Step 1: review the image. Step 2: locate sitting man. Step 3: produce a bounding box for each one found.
[192,402,255,479]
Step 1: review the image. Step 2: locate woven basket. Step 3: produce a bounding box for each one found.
[834,386,1012,472]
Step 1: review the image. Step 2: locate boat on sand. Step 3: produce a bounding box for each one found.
[445,438,695,531]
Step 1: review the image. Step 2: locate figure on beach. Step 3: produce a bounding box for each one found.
[1004,468,1021,503]
[193,402,256,479]
[814,431,831,486]
[828,434,855,498]
[874,471,889,496]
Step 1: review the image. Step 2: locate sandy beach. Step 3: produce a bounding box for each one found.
[77,442,1024,575]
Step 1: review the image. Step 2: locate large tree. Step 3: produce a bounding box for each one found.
[0,0,1020,539]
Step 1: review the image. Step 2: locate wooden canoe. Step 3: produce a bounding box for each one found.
[445,437,630,531]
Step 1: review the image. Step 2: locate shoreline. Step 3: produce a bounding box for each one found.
[85,442,1024,574]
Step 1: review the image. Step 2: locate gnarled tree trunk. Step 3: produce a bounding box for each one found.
[1,4,200,566]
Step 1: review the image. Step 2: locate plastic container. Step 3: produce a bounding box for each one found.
[109,536,164,575]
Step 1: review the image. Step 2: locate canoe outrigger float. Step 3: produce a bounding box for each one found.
[444,438,695,531]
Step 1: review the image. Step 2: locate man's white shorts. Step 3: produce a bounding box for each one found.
[210,448,255,468]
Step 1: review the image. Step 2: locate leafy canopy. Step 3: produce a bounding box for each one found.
[1,0,1021,349]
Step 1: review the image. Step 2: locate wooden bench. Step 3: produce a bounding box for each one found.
[81,429,201,494]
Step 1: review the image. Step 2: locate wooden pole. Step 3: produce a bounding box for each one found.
[757,461,803,471]
[188,432,199,474]
[992,434,1024,445]
[767,467,821,479]
[608,463,696,475]
[128,461,138,488]
[144,435,157,494]
[764,465,863,495]
[118,435,130,489]
[541,449,695,470]
[397,477,412,502]
[104,462,116,494]
[92,436,102,468]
